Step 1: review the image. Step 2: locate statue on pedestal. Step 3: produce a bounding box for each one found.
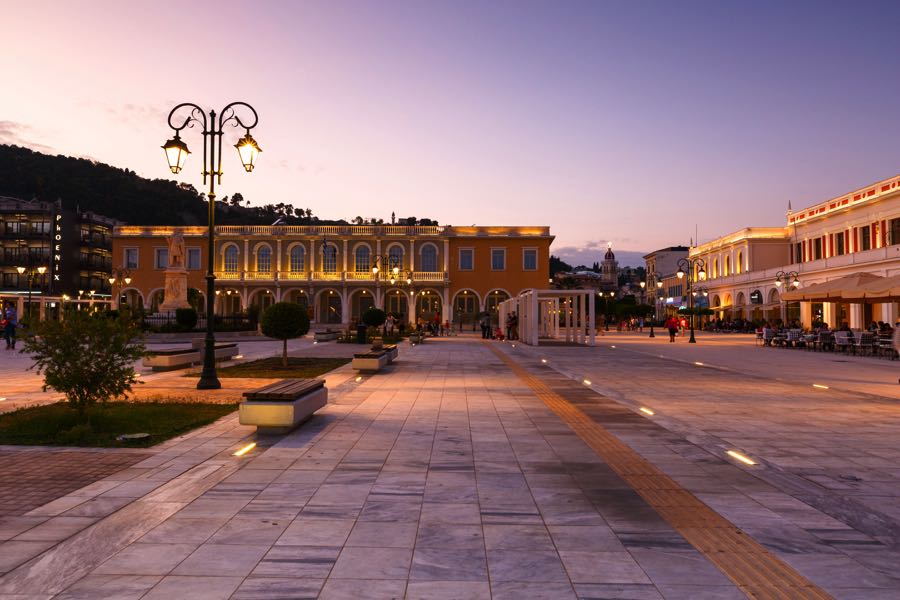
[159,230,191,312]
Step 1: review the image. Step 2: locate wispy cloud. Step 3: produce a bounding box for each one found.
[553,240,648,268]
[0,121,54,153]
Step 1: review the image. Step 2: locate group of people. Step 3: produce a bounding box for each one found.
[2,302,18,350]
[663,315,689,342]
[477,312,518,340]
[415,314,453,337]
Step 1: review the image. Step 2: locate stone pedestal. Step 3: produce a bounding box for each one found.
[159,268,190,311]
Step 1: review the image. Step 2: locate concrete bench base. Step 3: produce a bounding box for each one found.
[143,344,239,371]
[352,354,389,372]
[314,331,340,342]
[239,386,328,435]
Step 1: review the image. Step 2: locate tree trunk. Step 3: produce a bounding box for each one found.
[282,339,288,367]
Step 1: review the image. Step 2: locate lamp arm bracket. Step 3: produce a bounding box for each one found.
[218,102,259,132]
[167,103,208,134]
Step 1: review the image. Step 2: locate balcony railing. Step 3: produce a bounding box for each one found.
[214,224,444,237]
[211,270,449,284]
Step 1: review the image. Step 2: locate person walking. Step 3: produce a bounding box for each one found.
[4,303,18,350]
[894,320,900,384]
[665,315,678,343]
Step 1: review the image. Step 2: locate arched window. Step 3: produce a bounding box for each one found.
[224,245,239,273]
[388,245,404,271]
[322,244,337,273]
[290,245,305,272]
[724,256,730,276]
[421,245,437,272]
[257,246,272,273]
[355,246,370,272]
[712,259,719,279]
[736,252,743,274]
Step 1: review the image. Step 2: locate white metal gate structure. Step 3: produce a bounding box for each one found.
[498,289,595,346]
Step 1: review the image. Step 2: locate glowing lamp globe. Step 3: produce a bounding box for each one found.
[162,133,190,174]
[235,132,262,172]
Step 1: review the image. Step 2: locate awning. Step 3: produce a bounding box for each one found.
[780,272,884,302]
[842,273,900,302]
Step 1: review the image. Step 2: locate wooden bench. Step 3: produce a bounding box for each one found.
[239,378,328,434]
[142,343,239,371]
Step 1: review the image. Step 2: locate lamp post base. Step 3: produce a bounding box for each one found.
[649,324,655,338]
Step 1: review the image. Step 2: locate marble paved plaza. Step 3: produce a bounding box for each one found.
[0,334,898,599]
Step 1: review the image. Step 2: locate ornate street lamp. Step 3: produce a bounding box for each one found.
[108,267,133,310]
[163,102,261,390]
[16,264,47,321]
[676,257,706,343]
[774,270,800,289]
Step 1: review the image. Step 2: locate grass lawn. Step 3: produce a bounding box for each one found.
[0,401,237,447]
[215,356,351,378]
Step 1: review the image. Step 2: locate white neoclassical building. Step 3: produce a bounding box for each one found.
[689,174,900,328]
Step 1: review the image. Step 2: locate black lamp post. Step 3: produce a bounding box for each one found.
[773,270,800,325]
[108,267,132,310]
[676,257,706,344]
[16,264,47,321]
[649,279,663,338]
[163,102,261,390]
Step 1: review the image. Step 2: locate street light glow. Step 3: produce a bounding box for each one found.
[233,442,257,457]
[726,450,756,465]
[639,407,655,415]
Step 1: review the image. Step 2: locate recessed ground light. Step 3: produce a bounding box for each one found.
[639,407,655,416]
[583,379,592,385]
[313,340,318,345]
[355,376,362,382]
[726,450,756,465]
[694,361,704,366]
[0,397,6,402]
[812,384,829,390]
[511,344,516,348]
[541,358,547,364]
[610,345,616,348]
[233,442,257,457]
[234,354,244,359]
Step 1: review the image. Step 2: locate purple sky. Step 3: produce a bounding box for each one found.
[4,0,900,267]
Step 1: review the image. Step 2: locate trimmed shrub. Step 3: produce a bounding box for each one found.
[261,302,311,366]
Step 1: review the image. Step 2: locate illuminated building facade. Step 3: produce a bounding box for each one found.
[689,174,900,327]
[113,224,553,326]
[0,196,115,307]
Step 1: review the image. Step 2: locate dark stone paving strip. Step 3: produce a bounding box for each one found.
[490,343,835,600]
[559,344,900,551]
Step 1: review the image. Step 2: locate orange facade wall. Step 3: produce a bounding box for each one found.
[448,237,551,300]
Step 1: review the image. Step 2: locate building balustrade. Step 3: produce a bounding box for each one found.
[212,270,449,284]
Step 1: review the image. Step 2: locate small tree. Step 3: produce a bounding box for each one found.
[175,307,198,330]
[260,302,310,366]
[23,311,147,417]
[362,307,387,335]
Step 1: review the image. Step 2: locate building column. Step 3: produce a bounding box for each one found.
[408,291,416,326]
[443,239,450,272]
[849,303,864,330]
[342,239,348,273]
[341,289,350,325]
[800,302,813,329]
[409,240,415,272]
[276,240,282,275]
[309,239,316,272]
[822,302,837,328]
[442,287,450,322]
[243,240,249,273]
[880,302,898,325]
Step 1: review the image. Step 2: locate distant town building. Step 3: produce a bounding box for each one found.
[643,245,689,317]
[601,243,618,287]
[690,174,900,327]
[113,224,553,327]
[0,196,116,313]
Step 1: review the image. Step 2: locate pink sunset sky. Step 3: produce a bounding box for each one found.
[4,0,900,267]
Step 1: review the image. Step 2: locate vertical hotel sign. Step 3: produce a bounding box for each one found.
[52,212,63,293]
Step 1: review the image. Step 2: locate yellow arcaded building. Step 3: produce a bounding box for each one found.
[112,224,553,327]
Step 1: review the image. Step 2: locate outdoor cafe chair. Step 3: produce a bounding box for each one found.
[853,332,875,356]
[762,329,777,347]
[833,331,853,354]
[786,329,803,348]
